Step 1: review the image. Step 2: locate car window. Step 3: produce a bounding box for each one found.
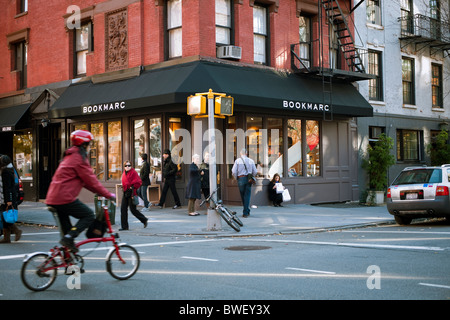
[393,169,442,185]
[447,169,450,182]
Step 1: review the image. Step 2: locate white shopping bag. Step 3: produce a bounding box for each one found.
[282,189,291,202]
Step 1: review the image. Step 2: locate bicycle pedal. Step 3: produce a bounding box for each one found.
[80,268,85,274]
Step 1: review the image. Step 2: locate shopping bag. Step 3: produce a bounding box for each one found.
[276,183,284,194]
[2,207,18,224]
[282,189,291,202]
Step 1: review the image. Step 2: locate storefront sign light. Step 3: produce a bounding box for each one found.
[82,101,126,114]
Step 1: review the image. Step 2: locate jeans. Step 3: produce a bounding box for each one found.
[52,199,95,238]
[237,176,252,216]
[138,185,149,208]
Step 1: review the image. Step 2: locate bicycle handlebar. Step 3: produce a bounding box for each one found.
[199,188,219,207]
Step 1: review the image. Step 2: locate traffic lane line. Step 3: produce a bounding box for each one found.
[286,267,336,275]
[419,283,450,289]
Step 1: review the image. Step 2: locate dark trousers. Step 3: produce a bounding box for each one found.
[159,178,181,206]
[120,195,147,229]
[52,199,95,238]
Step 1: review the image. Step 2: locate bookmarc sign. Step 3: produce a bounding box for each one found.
[82,101,126,114]
[283,100,330,112]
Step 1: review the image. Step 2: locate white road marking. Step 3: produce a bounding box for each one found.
[286,267,336,275]
[419,283,450,289]
[181,256,219,262]
[341,230,450,235]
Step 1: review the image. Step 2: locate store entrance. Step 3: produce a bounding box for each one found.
[38,123,61,199]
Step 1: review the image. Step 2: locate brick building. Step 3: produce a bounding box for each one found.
[0,0,374,205]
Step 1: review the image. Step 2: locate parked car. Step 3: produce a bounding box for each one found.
[387,165,450,225]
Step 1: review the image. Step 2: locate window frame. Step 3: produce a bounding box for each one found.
[366,0,382,25]
[396,129,423,162]
[74,21,93,77]
[431,63,443,108]
[402,57,415,105]
[166,0,183,59]
[253,4,269,65]
[368,49,383,101]
[215,0,234,46]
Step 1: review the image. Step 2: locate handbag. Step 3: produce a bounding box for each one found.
[282,189,291,202]
[133,195,140,206]
[3,207,18,224]
[242,157,256,185]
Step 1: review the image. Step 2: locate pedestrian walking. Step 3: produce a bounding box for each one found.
[199,152,210,210]
[186,154,202,216]
[120,160,148,231]
[268,173,284,207]
[231,148,257,217]
[156,149,182,209]
[0,155,22,243]
[138,153,151,211]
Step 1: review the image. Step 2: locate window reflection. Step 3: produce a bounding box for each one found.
[90,123,105,179]
[13,132,33,180]
[306,120,320,177]
[287,119,302,176]
[108,121,122,180]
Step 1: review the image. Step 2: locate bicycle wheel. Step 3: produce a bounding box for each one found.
[217,207,240,232]
[224,207,243,227]
[106,244,140,280]
[21,253,58,291]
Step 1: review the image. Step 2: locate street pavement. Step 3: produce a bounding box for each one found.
[15,199,395,237]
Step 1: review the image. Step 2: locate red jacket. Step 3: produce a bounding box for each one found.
[121,168,142,196]
[46,146,112,205]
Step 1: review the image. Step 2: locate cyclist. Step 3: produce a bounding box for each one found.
[46,130,115,252]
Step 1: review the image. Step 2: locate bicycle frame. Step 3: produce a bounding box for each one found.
[36,199,125,273]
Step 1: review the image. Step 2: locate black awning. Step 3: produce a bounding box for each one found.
[49,60,372,118]
[0,103,32,132]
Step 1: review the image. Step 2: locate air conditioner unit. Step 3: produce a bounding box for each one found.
[217,45,242,60]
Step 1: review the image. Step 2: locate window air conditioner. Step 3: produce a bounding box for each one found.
[216,45,242,60]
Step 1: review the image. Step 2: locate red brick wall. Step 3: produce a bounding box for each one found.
[0,0,343,97]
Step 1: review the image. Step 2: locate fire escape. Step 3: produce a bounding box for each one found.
[398,13,450,57]
[291,0,374,120]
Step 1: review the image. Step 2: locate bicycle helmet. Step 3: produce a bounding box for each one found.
[71,130,94,146]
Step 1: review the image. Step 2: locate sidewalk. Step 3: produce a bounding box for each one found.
[16,200,395,237]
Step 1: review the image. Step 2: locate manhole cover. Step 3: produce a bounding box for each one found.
[224,245,271,251]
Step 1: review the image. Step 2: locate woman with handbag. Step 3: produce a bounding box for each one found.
[268,173,284,207]
[0,154,22,243]
[120,161,148,231]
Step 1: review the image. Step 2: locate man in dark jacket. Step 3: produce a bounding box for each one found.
[138,153,151,211]
[156,149,181,209]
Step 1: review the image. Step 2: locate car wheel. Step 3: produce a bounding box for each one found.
[394,215,412,225]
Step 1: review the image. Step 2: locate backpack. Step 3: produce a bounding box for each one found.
[12,166,24,205]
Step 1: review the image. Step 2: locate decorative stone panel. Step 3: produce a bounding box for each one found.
[105,8,128,72]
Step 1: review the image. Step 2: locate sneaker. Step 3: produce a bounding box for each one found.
[172,205,181,209]
[142,207,150,212]
[60,237,79,253]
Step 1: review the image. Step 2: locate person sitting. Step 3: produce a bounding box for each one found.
[268,173,283,207]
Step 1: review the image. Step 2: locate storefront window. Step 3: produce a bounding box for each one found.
[90,123,105,180]
[134,119,145,172]
[169,117,184,180]
[13,132,33,180]
[226,116,237,179]
[267,118,283,178]
[306,120,320,177]
[149,118,162,181]
[246,116,262,176]
[107,121,122,180]
[288,119,302,176]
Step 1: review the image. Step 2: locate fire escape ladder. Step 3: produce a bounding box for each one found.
[321,0,366,73]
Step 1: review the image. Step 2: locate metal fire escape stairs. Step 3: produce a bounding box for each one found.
[319,0,366,121]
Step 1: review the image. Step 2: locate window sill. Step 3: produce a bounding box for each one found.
[431,107,445,112]
[402,104,417,109]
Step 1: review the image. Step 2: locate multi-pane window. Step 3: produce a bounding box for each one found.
[216,0,232,45]
[431,64,443,108]
[73,121,122,180]
[13,41,27,89]
[397,129,422,161]
[402,57,415,105]
[168,0,182,58]
[368,50,383,101]
[367,0,381,25]
[253,5,267,65]
[133,117,162,180]
[298,16,311,68]
[75,22,93,76]
[400,0,413,34]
